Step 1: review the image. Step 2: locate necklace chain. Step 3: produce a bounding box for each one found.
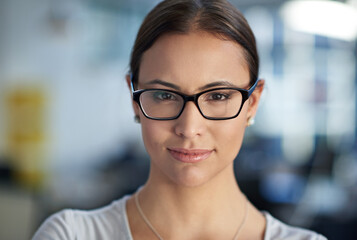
[134,190,249,240]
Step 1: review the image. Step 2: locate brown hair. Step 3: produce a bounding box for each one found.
[129,0,259,88]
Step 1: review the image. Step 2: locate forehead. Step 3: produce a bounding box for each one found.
[139,31,250,90]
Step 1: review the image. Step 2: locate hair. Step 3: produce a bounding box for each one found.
[129,0,259,88]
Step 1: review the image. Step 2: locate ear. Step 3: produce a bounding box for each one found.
[126,74,140,116]
[247,79,265,120]
[126,74,132,91]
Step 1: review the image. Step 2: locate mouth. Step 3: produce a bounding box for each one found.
[167,148,213,163]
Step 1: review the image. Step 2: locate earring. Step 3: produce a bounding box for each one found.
[247,117,255,127]
[134,115,141,123]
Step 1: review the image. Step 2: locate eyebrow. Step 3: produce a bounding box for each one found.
[143,79,181,90]
[197,81,238,91]
[143,79,240,91]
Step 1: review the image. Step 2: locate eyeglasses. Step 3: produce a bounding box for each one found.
[131,80,259,120]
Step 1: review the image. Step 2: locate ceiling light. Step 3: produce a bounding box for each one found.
[280,0,357,41]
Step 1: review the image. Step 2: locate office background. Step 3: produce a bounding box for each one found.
[0,0,356,239]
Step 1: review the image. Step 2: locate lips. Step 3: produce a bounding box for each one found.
[167,148,213,163]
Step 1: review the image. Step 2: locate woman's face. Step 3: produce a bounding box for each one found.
[129,31,263,187]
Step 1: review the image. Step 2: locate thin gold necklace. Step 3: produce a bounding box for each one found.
[134,190,249,240]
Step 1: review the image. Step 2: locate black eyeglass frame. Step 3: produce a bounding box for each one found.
[131,79,260,121]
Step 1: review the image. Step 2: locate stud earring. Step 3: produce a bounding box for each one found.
[134,115,141,123]
[247,117,255,127]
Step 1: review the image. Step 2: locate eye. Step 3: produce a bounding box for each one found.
[207,92,230,101]
[153,91,177,101]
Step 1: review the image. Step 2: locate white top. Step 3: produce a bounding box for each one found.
[32,195,327,240]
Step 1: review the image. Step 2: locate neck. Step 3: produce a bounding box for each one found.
[148,162,240,203]
[136,163,247,239]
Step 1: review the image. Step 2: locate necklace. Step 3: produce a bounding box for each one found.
[134,191,249,240]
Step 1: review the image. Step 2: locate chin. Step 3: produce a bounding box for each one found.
[167,166,215,188]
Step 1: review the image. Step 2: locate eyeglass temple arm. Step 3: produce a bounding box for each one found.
[247,79,260,96]
[130,73,136,92]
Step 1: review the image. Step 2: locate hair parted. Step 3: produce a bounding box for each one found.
[129,0,259,88]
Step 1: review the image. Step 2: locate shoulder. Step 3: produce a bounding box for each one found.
[263,212,328,240]
[32,195,132,240]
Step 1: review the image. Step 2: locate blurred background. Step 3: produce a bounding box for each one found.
[0,0,356,239]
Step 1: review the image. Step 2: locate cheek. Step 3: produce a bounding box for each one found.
[140,120,169,155]
[219,121,245,146]
[214,113,247,158]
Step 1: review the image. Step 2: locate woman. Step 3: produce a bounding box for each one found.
[33,0,327,239]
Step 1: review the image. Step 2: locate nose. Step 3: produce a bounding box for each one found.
[174,101,206,139]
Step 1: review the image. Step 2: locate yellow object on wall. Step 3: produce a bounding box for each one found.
[4,85,48,190]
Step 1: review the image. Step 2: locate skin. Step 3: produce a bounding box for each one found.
[126,31,265,240]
